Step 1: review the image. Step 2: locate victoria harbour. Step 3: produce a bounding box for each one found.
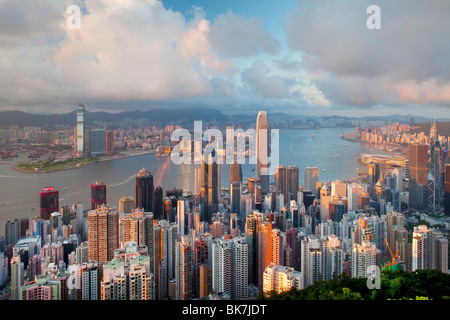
[0,128,385,228]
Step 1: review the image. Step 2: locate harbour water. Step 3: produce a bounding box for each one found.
[0,128,389,227]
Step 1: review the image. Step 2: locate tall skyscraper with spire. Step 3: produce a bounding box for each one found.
[428,119,441,212]
[75,103,85,157]
[256,111,269,194]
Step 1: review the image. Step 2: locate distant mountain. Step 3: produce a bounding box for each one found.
[0,108,230,127]
[1,108,448,127]
[410,121,450,137]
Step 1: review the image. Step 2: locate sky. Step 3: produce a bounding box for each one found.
[0,0,449,118]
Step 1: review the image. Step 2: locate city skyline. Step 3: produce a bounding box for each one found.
[1,0,450,306]
[0,0,450,118]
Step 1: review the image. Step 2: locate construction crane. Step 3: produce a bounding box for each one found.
[384,238,400,268]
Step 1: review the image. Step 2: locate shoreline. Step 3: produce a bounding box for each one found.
[9,149,157,174]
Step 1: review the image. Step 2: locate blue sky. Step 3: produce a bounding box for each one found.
[0,0,449,118]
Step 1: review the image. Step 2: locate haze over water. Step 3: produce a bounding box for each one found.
[0,128,388,227]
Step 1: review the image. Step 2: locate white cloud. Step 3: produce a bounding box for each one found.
[285,0,450,109]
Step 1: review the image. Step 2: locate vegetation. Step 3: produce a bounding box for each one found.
[256,269,450,301]
[15,157,98,173]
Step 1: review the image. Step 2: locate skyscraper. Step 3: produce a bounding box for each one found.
[230,163,242,184]
[200,150,219,223]
[87,205,119,263]
[135,168,154,212]
[175,235,193,300]
[275,165,299,203]
[428,121,442,212]
[412,225,431,271]
[304,167,319,198]
[90,129,106,155]
[212,236,248,300]
[256,111,269,194]
[39,186,59,220]
[91,181,106,210]
[153,186,164,220]
[445,164,450,216]
[351,240,380,278]
[105,130,114,155]
[75,103,85,157]
[408,144,428,186]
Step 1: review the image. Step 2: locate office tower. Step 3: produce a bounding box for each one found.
[351,240,380,278]
[301,235,322,288]
[207,150,219,219]
[194,163,201,196]
[408,144,428,210]
[87,205,119,263]
[263,263,303,295]
[200,150,219,223]
[118,196,135,214]
[230,163,242,184]
[39,186,59,220]
[135,168,154,212]
[5,218,21,246]
[368,163,380,184]
[153,186,164,220]
[245,214,261,286]
[175,235,193,300]
[445,164,450,216]
[331,181,347,198]
[106,130,114,154]
[75,203,84,240]
[20,218,29,237]
[276,165,299,202]
[347,183,364,212]
[91,181,106,210]
[90,129,106,155]
[358,192,370,211]
[61,206,71,226]
[230,163,242,218]
[10,255,23,300]
[412,225,432,271]
[319,183,332,222]
[75,103,85,157]
[429,124,442,212]
[256,111,269,194]
[177,200,185,237]
[230,182,242,215]
[304,166,320,198]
